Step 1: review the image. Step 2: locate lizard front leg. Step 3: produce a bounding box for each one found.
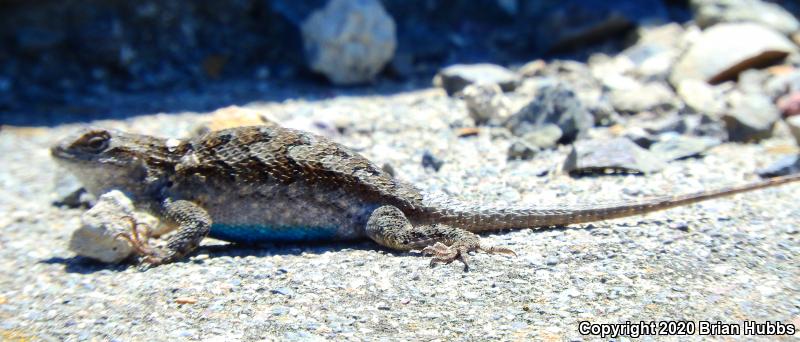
[128,199,212,265]
[366,206,515,271]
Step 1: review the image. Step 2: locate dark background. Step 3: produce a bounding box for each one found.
[0,0,796,124]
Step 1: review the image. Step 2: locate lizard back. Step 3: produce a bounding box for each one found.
[166,126,425,242]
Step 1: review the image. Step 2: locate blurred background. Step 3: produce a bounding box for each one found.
[5,0,798,126]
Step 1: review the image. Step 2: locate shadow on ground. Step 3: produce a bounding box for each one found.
[38,225,587,274]
[39,239,380,274]
[0,76,437,127]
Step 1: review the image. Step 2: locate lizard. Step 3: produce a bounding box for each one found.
[51,125,800,270]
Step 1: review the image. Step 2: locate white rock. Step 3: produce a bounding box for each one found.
[671,23,797,86]
[610,82,678,114]
[722,91,780,142]
[677,79,724,116]
[461,83,512,124]
[68,191,156,263]
[691,0,800,35]
[433,63,520,95]
[301,0,396,85]
[625,23,685,78]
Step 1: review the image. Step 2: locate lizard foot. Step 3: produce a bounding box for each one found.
[115,216,170,265]
[365,206,515,271]
[421,242,517,271]
[422,242,470,270]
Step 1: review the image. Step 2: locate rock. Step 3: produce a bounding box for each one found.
[194,106,278,136]
[777,92,800,117]
[52,172,95,208]
[675,114,727,139]
[767,71,800,100]
[627,112,683,135]
[421,151,444,172]
[537,0,668,52]
[563,137,666,175]
[68,191,158,263]
[623,23,685,79]
[723,91,780,142]
[461,83,513,125]
[670,23,797,85]
[301,0,396,85]
[623,126,659,148]
[757,154,800,177]
[649,134,721,161]
[54,188,94,209]
[505,82,593,143]
[621,44,674,81]
[534,60,616,126]
[433,63,520,96]
[676,79,724,116]
[507,124,563,160]
[588,55,633,92]
[609,82,679,114]
[691,0,800,35]
[737,69,771,95]
[518,59,546,78]
[785,115,800,145]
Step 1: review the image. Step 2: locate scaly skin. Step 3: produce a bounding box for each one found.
[51,126,800,269]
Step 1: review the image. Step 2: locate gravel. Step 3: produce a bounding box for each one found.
[0,87,799,341]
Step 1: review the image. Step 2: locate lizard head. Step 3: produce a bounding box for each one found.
[51,127,180,199]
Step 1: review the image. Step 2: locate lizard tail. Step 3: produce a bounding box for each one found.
[424,173,800,232]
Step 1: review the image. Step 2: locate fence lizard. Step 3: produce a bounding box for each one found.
[51,126,800,269]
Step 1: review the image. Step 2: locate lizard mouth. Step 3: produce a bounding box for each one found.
[50,145,73,160]
[50,144,84,161]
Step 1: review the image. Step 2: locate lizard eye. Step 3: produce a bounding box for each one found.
[80,133,110,152]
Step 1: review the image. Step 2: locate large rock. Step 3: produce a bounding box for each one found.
[505,82,593,142]
[691,0,800,35]
[722,91,780,142]
[563,137,666,175]
[301,0,397,84]
[670,23,797,85]
[433,63,520,96]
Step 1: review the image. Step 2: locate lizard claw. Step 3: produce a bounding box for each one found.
[479,245,517,257]
[115,216,170,265]
[115,216,152,254]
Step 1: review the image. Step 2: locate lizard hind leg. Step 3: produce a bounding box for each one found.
[365,205,516,271]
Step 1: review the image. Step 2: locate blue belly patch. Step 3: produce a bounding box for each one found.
[208,224,339,243]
